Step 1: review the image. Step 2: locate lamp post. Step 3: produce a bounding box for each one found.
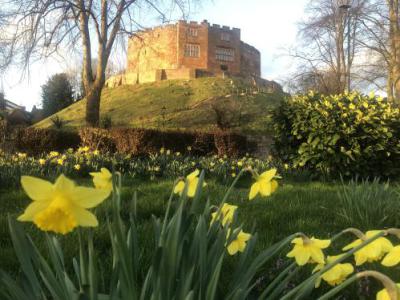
[339,0,352,92]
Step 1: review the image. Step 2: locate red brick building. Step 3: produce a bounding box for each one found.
[122,20,261,84]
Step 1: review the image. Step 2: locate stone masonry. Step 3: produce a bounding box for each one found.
[106,20,266,87]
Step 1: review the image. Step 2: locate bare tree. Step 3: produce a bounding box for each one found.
[288,0,366,94]
[0,0,199,126]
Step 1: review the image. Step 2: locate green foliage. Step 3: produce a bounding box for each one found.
[273,91,400,178]
[337,178,400,230]
[1,177,400,298]
[41,73,74,117]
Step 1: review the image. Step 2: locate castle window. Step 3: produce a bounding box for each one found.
[215,47,235,62]
[185,44,200,57]
[221,32,231,42]
[188,27,198,37]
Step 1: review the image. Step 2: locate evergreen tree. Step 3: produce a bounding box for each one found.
[41,73,74,117]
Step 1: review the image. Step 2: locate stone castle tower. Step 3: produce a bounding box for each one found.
[106,20,266,87]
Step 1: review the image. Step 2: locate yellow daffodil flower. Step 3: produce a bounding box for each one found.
[376,284,400,300]
[18,153,27,159]
[287,237,331,266]
[382,245,400,267]
[90,168,113,192]
[49,151,59,158]
[18,175,110,234]
[227,230,251,255]
[313,255,354,287]
[343,230,393,266]
[249,168,278,200]
[38,159,46,165]
[211,203,238,226]
[57,159,64,165]
[74,164,81,171]
[79,146,90,153]
[173,169,206,198]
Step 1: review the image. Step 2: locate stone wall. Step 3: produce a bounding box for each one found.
[127,24,178,83]
[240,42,261,77]
[207,24,241,75]
[177,20,209,70]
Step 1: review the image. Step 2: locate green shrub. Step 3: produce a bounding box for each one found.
[272,92,400,177]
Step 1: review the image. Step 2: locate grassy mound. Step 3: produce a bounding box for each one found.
[35,77,285,134]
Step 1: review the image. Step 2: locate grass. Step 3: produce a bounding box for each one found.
[34,77,285,134]
[2,176,400,291]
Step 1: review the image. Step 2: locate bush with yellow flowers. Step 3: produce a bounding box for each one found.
[1,167,400,299]
[273,91,400,178]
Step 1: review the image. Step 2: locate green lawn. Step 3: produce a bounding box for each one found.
[1,177,399,298]
[34,77,285,134]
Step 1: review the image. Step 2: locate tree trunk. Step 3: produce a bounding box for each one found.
[387,0,400,101]
[85,83,102,127]
[387,68,395,102]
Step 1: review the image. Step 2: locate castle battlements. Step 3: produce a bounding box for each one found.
[122,20,261,85]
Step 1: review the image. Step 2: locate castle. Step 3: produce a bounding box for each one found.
[106,20,271,87]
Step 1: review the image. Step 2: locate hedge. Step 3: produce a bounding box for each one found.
[12,127,256,157]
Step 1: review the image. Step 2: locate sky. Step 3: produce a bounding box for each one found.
[2,0,309,110]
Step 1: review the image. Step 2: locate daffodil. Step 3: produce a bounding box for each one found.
[18,175,110,234]
[90,168,113,192]
[227,230,251,255]
[38,159,46,165]
[211,203,238,226]
[74,164,81,171]
[287,237,331,266]
[382,245,400,267]
[173,169,206,198]
[376,284,400,300]
[313,255,354,287]
[343,230,393,266]
[249,168,278,200]
[49,151,59,158]
[78,146,90,153]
